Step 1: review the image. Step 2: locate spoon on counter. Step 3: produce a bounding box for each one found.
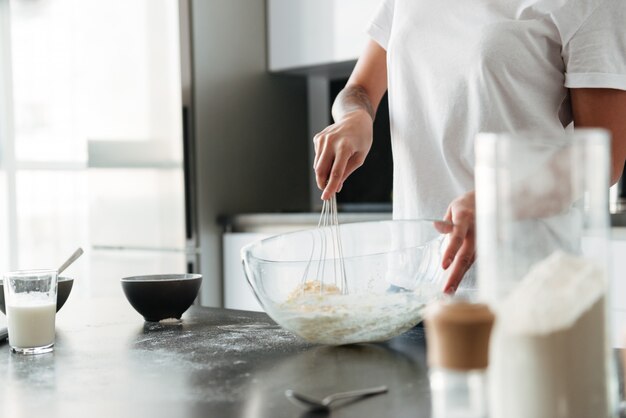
[285,386,388,412]
[58,247,84,275]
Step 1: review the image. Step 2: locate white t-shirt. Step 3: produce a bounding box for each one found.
[368,0,626,221]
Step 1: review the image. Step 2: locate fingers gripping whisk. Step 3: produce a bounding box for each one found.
[300,195,348,295]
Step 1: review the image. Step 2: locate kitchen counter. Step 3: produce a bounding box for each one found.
[0,297,431,418]
[223,212,626,233]
[219,212,392,233]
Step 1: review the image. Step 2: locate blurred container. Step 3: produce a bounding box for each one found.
[610,161,626,214]
[475,129,618,418]
[425,301,495,418]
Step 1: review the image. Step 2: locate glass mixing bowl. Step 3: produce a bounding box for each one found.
[241,219,450,345]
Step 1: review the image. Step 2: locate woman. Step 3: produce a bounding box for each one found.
[312,0,626,294]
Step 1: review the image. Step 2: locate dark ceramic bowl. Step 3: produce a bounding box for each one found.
[0,276,74,315]
[121,274,202,322]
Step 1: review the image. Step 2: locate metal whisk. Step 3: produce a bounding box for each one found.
[300,194,348,294]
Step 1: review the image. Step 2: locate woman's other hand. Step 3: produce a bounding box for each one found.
[441,191,476,294]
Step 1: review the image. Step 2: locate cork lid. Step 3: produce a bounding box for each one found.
[424,300,495,370]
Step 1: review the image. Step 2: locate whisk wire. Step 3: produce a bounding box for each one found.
[299,194,348,295]
[333,196,348,293]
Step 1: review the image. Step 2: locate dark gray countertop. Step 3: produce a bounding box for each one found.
[0,298,431,418]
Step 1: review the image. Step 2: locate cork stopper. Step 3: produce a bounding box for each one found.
[424,301,495,370]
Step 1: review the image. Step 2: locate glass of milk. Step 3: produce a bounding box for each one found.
[3,269,58,354]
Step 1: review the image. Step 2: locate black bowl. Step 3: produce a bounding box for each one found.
[0,276,74,315]
[121,274,202,322]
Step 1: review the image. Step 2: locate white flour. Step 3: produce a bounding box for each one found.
[268,291,434,345]
[489,251,610,418]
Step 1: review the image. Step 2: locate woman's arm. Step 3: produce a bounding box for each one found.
[571,88,626,185]
[505,88,626,220]
[314,39,388,200]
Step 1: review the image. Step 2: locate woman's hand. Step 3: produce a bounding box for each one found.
[441,191,476,294]
[313,109,374,200]
[312,40,388,200]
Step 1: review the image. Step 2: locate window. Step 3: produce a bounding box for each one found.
[1,0,186,298]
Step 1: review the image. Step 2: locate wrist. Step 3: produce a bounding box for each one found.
[332,85,376,122]
[340,109,374,124]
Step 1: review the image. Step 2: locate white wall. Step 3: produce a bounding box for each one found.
[1,0,187,298]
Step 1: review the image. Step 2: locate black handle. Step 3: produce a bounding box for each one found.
[182,105,194,241]
[0,327,7,343]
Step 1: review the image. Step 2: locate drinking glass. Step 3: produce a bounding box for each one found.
[3,269,58,354]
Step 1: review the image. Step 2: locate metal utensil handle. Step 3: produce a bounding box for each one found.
[58,247,84,275]
[285,390,320,406]
[322,385,388,405]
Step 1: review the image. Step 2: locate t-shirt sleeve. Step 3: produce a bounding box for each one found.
[367,0,395,50]
[562,0,626,91]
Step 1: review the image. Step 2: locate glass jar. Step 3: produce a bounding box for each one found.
[475,129,618,418]
[425,301,494,418]
[430,368,488,418]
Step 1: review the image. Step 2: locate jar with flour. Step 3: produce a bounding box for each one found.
[474,129,619,418]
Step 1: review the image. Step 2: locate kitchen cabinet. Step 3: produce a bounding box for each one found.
[222,214,328,311]
[223,232,269,311]
[267,0,381,72]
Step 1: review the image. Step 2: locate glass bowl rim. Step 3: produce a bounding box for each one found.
[242,218,449,265]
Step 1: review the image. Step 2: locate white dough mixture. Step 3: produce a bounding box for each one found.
[269,281,438,345]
